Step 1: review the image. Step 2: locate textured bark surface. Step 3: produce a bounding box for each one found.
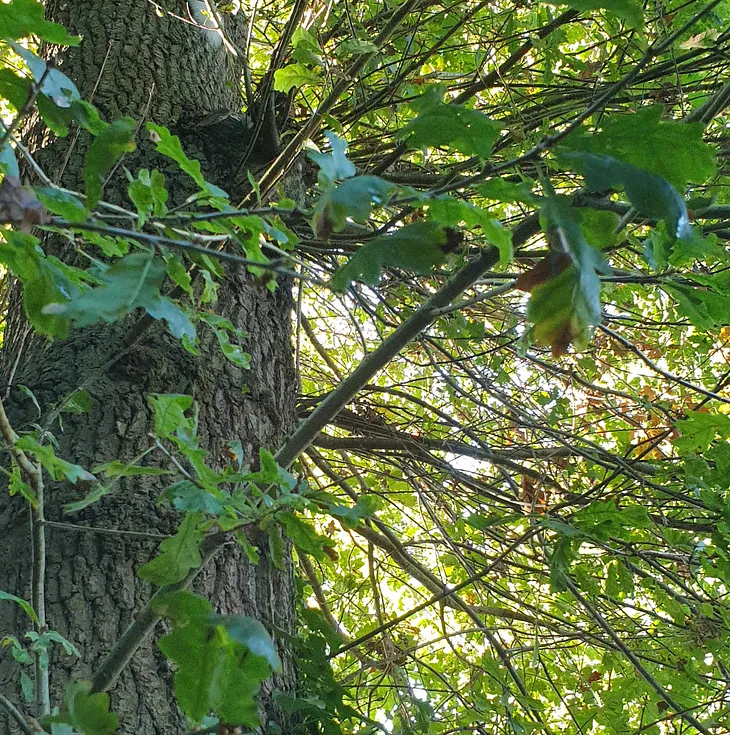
[0,2,298,732]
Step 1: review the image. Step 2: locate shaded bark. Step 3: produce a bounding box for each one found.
[0,1,298,732]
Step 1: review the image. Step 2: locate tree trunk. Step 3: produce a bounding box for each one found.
[0,2,298,732]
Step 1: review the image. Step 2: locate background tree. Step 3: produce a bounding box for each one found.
[0,1,300,732]
[1,0,730,734]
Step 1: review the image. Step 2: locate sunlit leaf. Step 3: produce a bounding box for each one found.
[273,63,322,92]
[43,681,118,735]
[398,86,502,158]
[0,0,81,44]
[562,106,716,190]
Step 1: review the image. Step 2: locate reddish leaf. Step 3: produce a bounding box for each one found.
[515,251,571,293]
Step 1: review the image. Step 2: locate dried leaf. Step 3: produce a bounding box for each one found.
[0,176,51,231]
[515,252,571,293]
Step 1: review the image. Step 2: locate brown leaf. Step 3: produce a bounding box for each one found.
[514,252,571,293]
[312,203,335,240]
[0,176,51,232]
[551,319,575,357]
[519,476,550,513]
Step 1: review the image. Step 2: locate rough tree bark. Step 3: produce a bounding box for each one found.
[0,1,298,732]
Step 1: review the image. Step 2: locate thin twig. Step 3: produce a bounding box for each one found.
[566,578,714,735]
[275,215,540,469]
[0,61,54,153]
[0,693,33,735]
[0,396,49,715]
[600,325,730,406]
[90,535,227,693]
[53,219,325,285]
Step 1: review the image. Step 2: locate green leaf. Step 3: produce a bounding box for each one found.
[38,97,107,139]
[156,592,217,722]
[478,178,537,205]
[30,630,81,659]
[0,142,19,177]
[664,282,730,330]
[16,435,97,485]
[81,230,130,258]
[43,681,118,735]
[573,500,651,542]
[213,615,282,672]
[148,393,194,439]
[273,63,322,92]
[18,384,40,416]
[0,67,31,109]
[543,0,641,25]
[42,250,158,324]
[427,196,512,264]
[164,480,228,515]
[277,512,335,561]
[674,411,730,453]
[605,559,634,599]
[320,494,380,528]
[0,589,39,625]
[577,208,620,249]
[562,106,716,190]
[522,197,608,354]
[165,254,193,297]
[156,591,274,727]
[208,638,267,726]
[127,168,168,226]
[336,38,379,56]
[549,536,575,592]
[145,295,196,342]
[63,484,112,514]
[292,26,320,52]
[138,512,204,585]
[398,86,502,158]
[0,0,81,44]
[211,327,251,369]
[84,118,137,209]
[93,460,174,479]
[8,465,37,507]
[331,221,451,291]
[21,672,34,705]
[0,230,80,338]
[560,151,693,241]
[156,588,213,625]
[44,251,190,335]
[568,153,692,242]
[308,132,356,183]
[313,175,392,236]
[147,122,228,199]
[35,187,87,221]
[60,389,93,414]
[243,448,298,492]
[9,41,79,108]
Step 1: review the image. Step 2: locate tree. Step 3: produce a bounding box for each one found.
[1,0,730,734]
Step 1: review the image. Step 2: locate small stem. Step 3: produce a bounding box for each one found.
[0,396,49,715]
[31,477,49,716]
